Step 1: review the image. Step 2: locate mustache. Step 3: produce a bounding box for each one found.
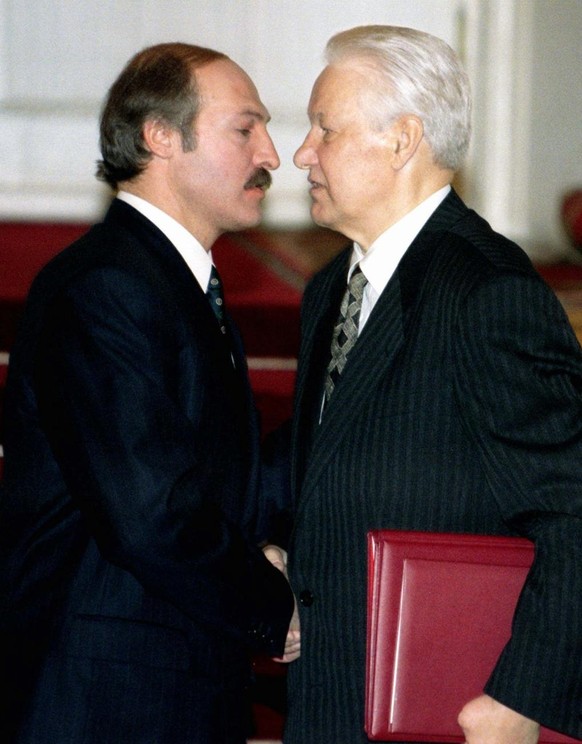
[244,168,272,190]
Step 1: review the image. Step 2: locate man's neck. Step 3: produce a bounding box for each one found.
[118,180,218,251]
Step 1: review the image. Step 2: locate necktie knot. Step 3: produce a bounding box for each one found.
[346,265,367,305]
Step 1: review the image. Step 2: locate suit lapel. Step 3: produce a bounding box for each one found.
[296,272,404,505]
[295,254,347,433]
[295,189,470,505]
[292,250,348,494]
[105,199,240,370]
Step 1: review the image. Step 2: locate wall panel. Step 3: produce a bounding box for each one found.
[2,1,580,261]
[0,0,456,225]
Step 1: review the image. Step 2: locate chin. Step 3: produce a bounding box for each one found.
[231,210,263,232]
[310,206,333,230]
[246,209,264,228]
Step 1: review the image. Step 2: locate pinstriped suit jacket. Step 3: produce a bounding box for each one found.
[285,190,582,743]
[0,199,293,744]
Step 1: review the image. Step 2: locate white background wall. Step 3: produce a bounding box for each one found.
[0,0,581,261]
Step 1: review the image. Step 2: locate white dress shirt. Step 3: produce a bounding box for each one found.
[349,185,451,333]
[319,185,451,420]
[116,191,214,292]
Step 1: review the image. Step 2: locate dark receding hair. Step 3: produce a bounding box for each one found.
[96,42,228,189]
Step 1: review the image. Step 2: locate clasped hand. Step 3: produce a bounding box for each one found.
[263,544,301,662]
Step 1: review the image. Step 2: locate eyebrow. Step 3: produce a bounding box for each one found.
[308,112,325,125]
[238,108,271,123]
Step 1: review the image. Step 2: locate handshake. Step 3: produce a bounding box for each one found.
[263,545,301,663]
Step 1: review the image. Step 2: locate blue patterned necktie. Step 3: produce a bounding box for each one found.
[206,265,227,335]
[323,265,367,407]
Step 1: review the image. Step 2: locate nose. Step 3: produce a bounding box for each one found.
[293,131,317,170]
[256,129,280,171]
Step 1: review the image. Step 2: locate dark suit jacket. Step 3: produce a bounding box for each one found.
[0,199,293,744]
[285,190,582,743]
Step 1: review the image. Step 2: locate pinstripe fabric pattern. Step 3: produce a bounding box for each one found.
[0,200,293,744]
[285,190,582,743]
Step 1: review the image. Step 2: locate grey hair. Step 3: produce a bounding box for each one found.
[325,25,472,171]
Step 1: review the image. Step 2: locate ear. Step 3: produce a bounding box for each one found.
[387,115,424,170]
[142,119,176,159]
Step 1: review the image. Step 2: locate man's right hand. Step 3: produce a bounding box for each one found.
[263,544,301,662]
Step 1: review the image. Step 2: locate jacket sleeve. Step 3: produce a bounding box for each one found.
[454,272,582,738]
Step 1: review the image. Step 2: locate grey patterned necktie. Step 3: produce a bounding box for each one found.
[206,265,227,335]
[323,265,367,407]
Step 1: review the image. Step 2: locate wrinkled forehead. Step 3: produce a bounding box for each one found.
[307,62,375,119]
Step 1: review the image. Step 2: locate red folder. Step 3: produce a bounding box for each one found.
[366,530,579,742]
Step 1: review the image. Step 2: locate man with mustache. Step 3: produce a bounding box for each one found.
[278,24,582,744]
[0,43,296,744]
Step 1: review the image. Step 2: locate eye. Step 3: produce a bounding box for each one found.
[238,128,251,138]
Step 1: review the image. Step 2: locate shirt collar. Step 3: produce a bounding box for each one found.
[350,184,451,295]
[116,191,213,291]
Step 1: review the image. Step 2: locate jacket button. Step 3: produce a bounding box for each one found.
[299,589,314,607]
